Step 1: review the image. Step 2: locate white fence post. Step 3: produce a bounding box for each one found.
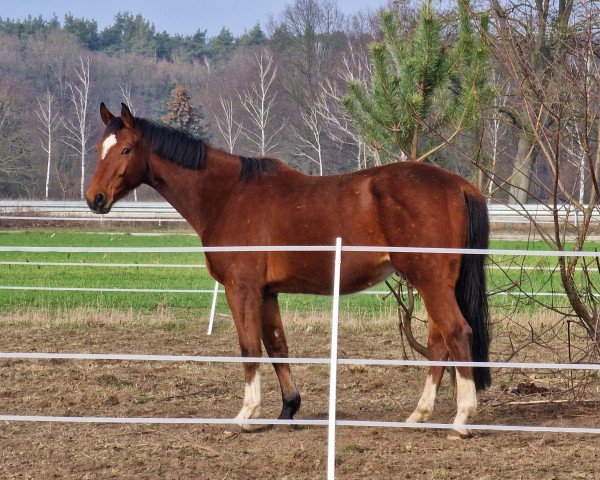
[206,281,220,335]
[327,237,343,480]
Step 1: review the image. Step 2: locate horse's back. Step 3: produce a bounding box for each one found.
[262,162,480,294]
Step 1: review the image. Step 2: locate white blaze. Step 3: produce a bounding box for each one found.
[101,134,118,160]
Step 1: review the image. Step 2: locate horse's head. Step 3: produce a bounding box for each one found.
[86,103,147,214]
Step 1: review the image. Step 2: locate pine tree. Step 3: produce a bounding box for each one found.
[161,85,210,139]
[209,27,235,61]
[343,0,493,163]
[238,23,267,46]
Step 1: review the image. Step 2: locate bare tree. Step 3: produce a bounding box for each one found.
[119,83,137,115]
[63,56,92,199]
[483,72,509,199]
[239,50,287,156]
[0,88,34,196]
[119,83,139,201]
[269,0,346,102]
[484,0,600,357]
[315,39,377,169]
[35,91,63,199]
[292,105,324,174]
[215,95,242,153]
[489,0,574,205]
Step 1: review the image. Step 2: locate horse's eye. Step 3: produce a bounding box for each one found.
[122,148,131,155]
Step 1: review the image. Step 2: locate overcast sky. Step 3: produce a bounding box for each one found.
[1,0,390,37]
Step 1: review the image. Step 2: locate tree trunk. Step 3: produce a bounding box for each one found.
[508,130,535,205]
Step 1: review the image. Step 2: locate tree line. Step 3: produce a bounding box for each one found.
[3,0,600,369]
[0,12,267,62]
[0,0,597,210]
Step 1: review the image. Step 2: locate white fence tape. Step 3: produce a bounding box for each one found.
[0,285,221,294]
[1,244,599,257]
[0,215,186,223]
[0,261,579,272]
[2,240,600,479]
[1,351,599,370]
[0,285,589,298]
[0,415,599,435]
[0,261,205,268]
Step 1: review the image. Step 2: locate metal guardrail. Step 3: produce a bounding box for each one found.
[0,200,185,223]
[0,200,597,225]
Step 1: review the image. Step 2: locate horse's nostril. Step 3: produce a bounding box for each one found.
[95,193,106,207]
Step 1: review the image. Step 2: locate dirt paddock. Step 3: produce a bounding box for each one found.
[0,311,598,479]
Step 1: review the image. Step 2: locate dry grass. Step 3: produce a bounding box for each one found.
[0,307,599,479]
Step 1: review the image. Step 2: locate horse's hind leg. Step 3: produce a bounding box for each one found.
[418,285,477,439]
[406,321,448,423]
[262,293,301,420]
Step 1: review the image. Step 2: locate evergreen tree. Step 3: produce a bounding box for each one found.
[343,0,493,163]
[155,31,177,61]
[0,15,60,38]
[238,23,267,46]
[100,12,157,57]
[162,29,209,63]
[209,27,235,60]
[187,29,209,60]
[63,14,99,50]
[161,85,209,139]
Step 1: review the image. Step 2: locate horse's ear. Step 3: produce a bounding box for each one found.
[100,102,115,126]
[121,103,135,129]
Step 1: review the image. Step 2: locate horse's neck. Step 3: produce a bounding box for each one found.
[147,150,239,236]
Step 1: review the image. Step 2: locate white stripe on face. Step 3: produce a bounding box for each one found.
[101,134,118,160]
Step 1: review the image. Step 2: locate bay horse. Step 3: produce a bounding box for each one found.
[87,103,490,438]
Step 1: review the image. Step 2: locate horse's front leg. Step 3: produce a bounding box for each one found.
[261,293,301,420]
[225,285,264,431]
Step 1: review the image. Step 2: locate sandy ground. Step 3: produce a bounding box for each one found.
[0,311,598,479]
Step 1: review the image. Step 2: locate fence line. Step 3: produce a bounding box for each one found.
[0,215,187,223]
[0,285,220,294]
[2,240,600,479]
[0,261,205,268]
[2,244,600,257]
[0,285,590,297]
[1,415,599,435]
[1,351,600,370]
[0,260,580,272]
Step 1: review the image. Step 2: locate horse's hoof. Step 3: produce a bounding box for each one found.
[447,429,472,440]
[406,413,428,424]
[223,423,244,435]
[224,422,271,435]
[274,422,304,431]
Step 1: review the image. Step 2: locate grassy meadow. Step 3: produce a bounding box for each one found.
[0,230,598,319]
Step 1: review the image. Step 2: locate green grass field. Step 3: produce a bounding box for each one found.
[0,230,598,317]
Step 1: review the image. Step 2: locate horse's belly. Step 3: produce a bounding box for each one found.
[339,253,396,294]
[268,252,395,295]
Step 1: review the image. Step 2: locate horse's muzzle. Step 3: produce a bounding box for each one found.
[86,192,112,214]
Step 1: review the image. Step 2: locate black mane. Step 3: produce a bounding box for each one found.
[106,117,206,170]
[239,156,279,182]
[106,117,280,181]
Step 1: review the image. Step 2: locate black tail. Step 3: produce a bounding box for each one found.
[456,191,491,391]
